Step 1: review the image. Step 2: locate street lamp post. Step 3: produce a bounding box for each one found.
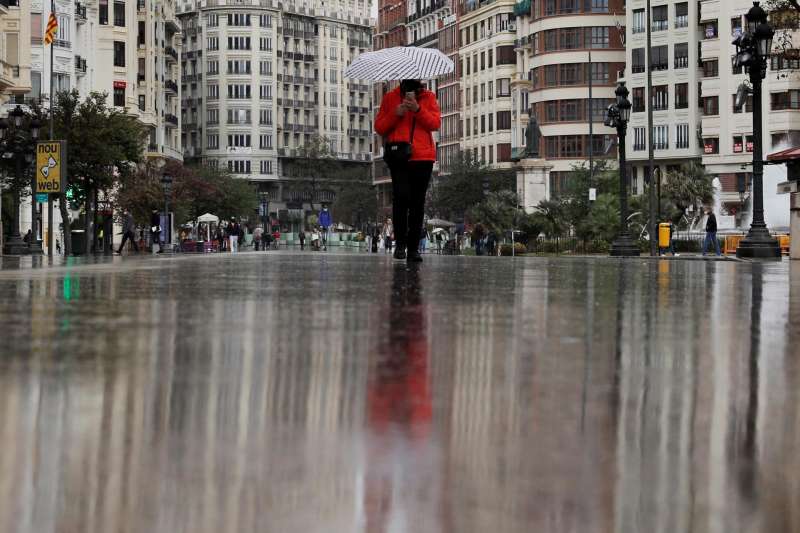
[160,174,173,250]
[734,1,781,258]
[0,106,41,255]
[607,82,640,257]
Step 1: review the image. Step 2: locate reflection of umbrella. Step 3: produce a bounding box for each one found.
[431,228,447,234]
[344,47,455,81]
[197,213,219,223]
[426,218,456,228]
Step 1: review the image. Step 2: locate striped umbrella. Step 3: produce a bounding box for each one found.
[344,46,455,81]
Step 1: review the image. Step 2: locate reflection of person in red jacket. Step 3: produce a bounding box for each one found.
[375,79,441,263]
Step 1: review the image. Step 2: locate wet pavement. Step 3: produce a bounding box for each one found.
[0,252,798,533]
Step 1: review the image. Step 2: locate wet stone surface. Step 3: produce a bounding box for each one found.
[0,252,798,533]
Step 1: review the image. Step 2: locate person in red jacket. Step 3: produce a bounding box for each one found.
[375,79,441,262]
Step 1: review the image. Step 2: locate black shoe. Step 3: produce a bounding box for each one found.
[393,248,406,260]
[407,252,423,263]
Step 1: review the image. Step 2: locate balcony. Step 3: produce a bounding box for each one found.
[165,79,178,94]
[184,26,199,36]
[348,38,371,49]
[75,56,87,75]
[0,60,17,90]
[53,39,71,49]
[412,33,437,47]
[75,2,87,22]
[164,113,179,127]
[184,97,202,107]
[165,16,180,35]
[347,105,369,114]
[348,82,370,92]
[182,73,202,83]
[406,0,447,22]
[165,46,179,62]
[653,141,669,150]
[347,128,371,137]
[138,72,146,82]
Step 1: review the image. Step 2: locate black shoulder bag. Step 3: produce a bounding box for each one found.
[383,116,416,168]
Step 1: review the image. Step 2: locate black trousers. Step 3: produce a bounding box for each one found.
[118,231,139,253]
[390,160,433,253]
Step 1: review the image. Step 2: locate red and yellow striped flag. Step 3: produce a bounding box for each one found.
[44,13,58,45]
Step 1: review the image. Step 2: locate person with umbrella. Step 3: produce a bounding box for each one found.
[374,79,441,262]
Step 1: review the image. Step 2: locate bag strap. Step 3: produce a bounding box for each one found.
[409,116,416,144]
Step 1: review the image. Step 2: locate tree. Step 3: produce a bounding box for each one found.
[331,174,377,229]
[49,90,146,254]
[532,199,567,238]
[663,161,714,229]
[467,190,518,236]
[428,150,515,222]
[588,193,620,242]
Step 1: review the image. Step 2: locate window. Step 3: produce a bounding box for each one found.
[770,90,800,110]
[114,0,125,26]
[674,43,689,69]
[651,45,668,71]
[590,63,609,84]
[702,59,719,77]
[496,45,515,65]
[731,16,743,38]
[207,60,219,75]
[746,135,754,152]
[632,87,645,112]
[652,85,668,111]
[138,20,145,45]
[590,27,609,48]
[260,84,272,99]
[473,54,478,73]
[260,61,272,75]
[496,110,511,130]
[703,137,719,154]
[480,83,485,102]
[207,84,219,100]
[208,13,219,27]
[488,113,493,131]
[227,109,251,124]
[99,0,108,24]
[652,5,668,31]
[481,52,485,70]
[703,96,719,115]
[559,136,583,158]
[481,115,486,133]
[560,28,581,50]
[704,21,718,39]
[652,125,668,150]
[497,78,511,97]
[207,109,219,124]
[733,135,744,153]
[227,60,251,74]
[676,123,689,148]
[228,84,252,99]
[465,118,471,137]
[488,81,494,99]
[675,3,689,28]
[228,134,251,147]
[138,94,145,111]
[260,37,272,51]
[259,134,273,149]
[260,14,272,27]
[488,49,493,68]
[560,64,581,85]
[113,41,125,67]
[497,143,512,162]
[473,85,478,104]
[208,37,219,51]
[113,86,125,107]
[560,100,581,121]
[260,108,273,125]
[633,127,646,151]
[207,134,219,149]
[632,9,645,34]
[591,0,608,12]
[632,48,645,73]
[260,160,273,174]
[733,93,753,113]
[228,13,251,27]
[228,160,252,174]
[465,88,471,107]
[228,36,251,50]
[546,101,558,122]
[675,83,689,109]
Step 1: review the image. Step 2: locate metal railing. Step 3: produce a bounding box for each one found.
[75,2,87,21]
[165,114,179,126]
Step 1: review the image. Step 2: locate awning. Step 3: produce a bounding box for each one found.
[767,146,800,162]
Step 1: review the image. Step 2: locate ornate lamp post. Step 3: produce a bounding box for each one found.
[733,1,781,258]
[0,105,41,255]
[160,173,173,249]
[607,82,640,257]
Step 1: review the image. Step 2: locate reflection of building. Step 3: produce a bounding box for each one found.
[179,0,373,224]
[513,0,624,195]
[623,0,704,199]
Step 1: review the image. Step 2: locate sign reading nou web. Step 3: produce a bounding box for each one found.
[36,141,67,194]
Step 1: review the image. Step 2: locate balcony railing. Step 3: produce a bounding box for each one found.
[412,33,437,47]
[75,2,87,22]
[653,141,669,150]
[182,73,202,82]
[347,128,371,137]
[165,46,178,62]
[674,56,689,69]
[652,20,668,32]
[633,143,646,151]
[53,39,71,49]
[348,82,370,92]
[165,79,178,93]
[165,114,179,127]
[137,73,146,82]
[347,105,369,114]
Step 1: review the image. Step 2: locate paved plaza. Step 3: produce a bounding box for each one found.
[0,252,798,533]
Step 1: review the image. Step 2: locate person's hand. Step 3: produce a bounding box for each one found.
[404,94,420,112]
[395,104,408,117]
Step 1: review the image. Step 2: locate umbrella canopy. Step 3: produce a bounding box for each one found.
[197,213,219,223]
[431,227,448,234]
[344,47,455,81]
[426,218,456,228]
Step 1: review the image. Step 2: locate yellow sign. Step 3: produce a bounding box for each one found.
[36,141,66,194]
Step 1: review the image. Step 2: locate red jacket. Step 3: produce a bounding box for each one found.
[374,86,440,162]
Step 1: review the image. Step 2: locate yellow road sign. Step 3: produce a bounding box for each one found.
[36,141,66,194]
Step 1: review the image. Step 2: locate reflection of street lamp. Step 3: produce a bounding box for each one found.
[0,105,41,255]
[733,1,781,258]
[606,82,640,257]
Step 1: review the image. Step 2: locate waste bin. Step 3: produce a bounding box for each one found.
[658,223,671,249]
[71,229,86,255]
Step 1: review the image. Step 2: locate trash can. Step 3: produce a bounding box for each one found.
[71,229,86,255]
[658,223,671,249]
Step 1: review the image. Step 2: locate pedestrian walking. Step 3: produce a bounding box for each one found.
[150,210,162,254]
[299,229,306,250]
[702,208,721,256]
[419,227,429,254]
[375,78,441,263]
[229,219,240,253]
[253,226,263,251]
[117,210,139,254]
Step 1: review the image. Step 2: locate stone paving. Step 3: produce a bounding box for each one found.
[0,252,797,533]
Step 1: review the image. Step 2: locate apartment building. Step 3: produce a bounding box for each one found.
[624,0,704,198]
[514,0,624,195]
[179,0,373,223]
[0,0,32,105]
[458,0,517,168]
[698,0,798,229]
[437,10,461,173]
